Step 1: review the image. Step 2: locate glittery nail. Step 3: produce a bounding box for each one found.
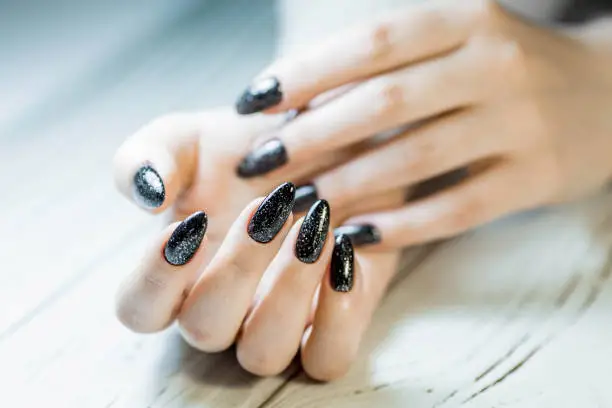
[293,184,319,213]
[235,76,283,115]
[236,138,288,178]
[248,182,296,243]
[333,224,381,247]
[295,200,330,264]
[164,211,208,266]
[330,234,354,292]
[133,165,165,209]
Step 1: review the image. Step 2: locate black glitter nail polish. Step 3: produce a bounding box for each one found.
[235,76,283,115]
[164,211,208,266]
[333,224,381,247]
[133,165,165,209]
[295,200,330,264]
[330,234,354,292]
[236,138,288,178]
[293,184,319,213]
[248,182,296,244]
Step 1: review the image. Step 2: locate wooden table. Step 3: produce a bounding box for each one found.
[3,1,612,406]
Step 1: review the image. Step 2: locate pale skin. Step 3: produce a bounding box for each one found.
[114,0,612,380]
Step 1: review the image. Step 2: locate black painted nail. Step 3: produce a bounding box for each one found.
[248,182,296,243]
[236,138,288,178]
[133,165,165,209]
[293,184,319,213]
[235,76,283,115]
[333,224,381,247]
[295,200,330,264]
[164,211,208,266]
[330,234,354,292]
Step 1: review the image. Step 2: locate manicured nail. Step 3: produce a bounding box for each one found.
[133,165,165,209]
[164,211,208,266]
[248,182,296,243]
[330,234,354,292]
[235,76,283,115]
[236,138,288,178]
[293,184,319,213]
[333,224,381,247]
[284,108,301,123]
[295,200,330,264]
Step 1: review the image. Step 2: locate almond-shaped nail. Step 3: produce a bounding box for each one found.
[236,138,288,178]
[333,224,381,247]
[235,76,283,115]
[133,165,165,209]
[248,182,296,243]
[293,183,319,213]
[295,200,330,263]
[330,234,354,292]
[164,211,208,266]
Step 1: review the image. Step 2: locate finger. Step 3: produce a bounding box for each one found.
[313,107,515,208]
[301,235,400,381]
[115,211,209,333]
[235,0,483,114]
[178,182,296,352]
[237,200,332,376]
[344,160,553,248]
[113,113,202,213]
[236,36,522,178]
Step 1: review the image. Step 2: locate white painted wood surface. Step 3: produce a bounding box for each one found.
[2,1,612,407]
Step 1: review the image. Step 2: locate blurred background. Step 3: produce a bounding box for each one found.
[0,0,275,341]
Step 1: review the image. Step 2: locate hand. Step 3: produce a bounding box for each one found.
[233,0,612,248]
[115,182,401,380]
[113,109,405,380]
[113,108,394,269]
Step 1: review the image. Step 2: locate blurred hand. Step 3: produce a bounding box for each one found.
[113,109,404,380]
[234,0,612,248]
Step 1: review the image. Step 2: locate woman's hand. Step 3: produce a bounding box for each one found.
[234,0,612,248]
[113,109,405,380]
[115,183,401,380]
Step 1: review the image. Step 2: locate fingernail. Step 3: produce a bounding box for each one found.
[235,76,283,115]
[333,224,381,247]
[236,138,288,178]
[293,184,319,213]
[248,182,296,243]
[295,200,330,264]
[284,108,301,123]
[330,234,354,292]
[164,211,208,266]
[133,165,165,209]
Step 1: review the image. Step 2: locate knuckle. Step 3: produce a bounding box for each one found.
[403,137,440,177]
[115,302,144,333]
[464,36,527,93]
[410,136,439,161]
[178,318,233,353]
[302,358,350,382]
[496,40,528,83]
[446,195,486,232]
[365,20,394,61]
[369,78,405,117]
[115,299,157,334]
[236,344,285,377]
